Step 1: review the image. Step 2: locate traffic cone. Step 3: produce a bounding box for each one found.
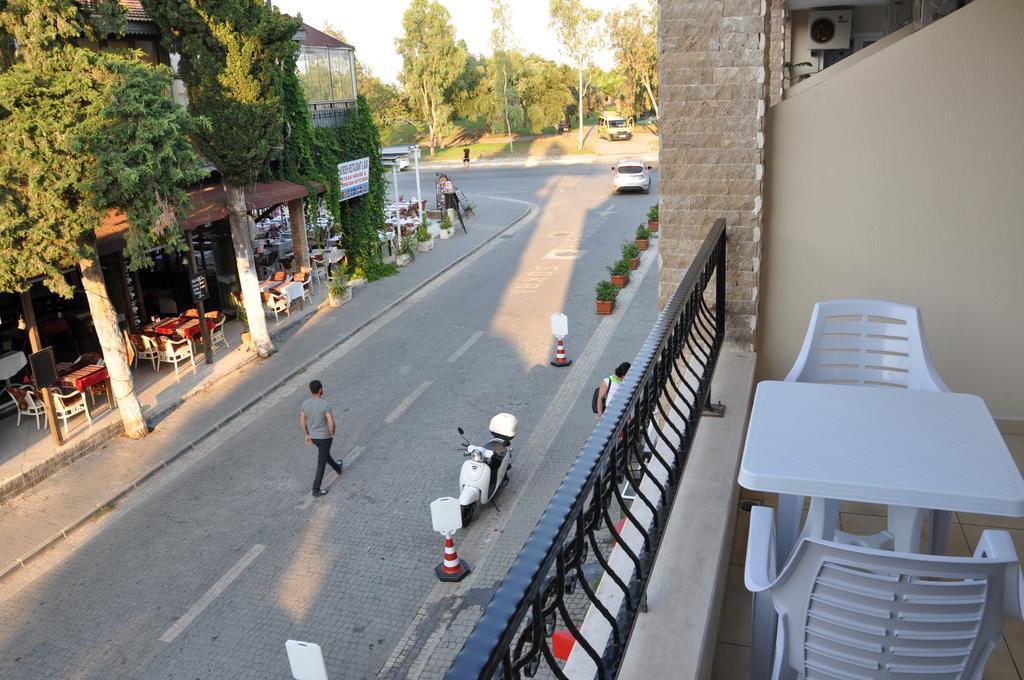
[549,337,573,367]
[435,533,471,582]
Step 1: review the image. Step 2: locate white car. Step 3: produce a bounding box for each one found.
[611,159,652,194]
[382,155,410,171]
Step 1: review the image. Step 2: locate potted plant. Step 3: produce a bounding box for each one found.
[622,241,641,270]
[326,271,351,308]
[608,259,631,288]
[415,222,434,252]
[595,280,618,315]
[646,203,659,233]
[439,213,454,240]
[635,223,651,251]
[396,236,416,267]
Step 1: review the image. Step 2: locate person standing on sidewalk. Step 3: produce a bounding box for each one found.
[594,362,631,420]
[299,379,342,497]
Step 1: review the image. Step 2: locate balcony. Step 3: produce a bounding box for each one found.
[308,99,356,128]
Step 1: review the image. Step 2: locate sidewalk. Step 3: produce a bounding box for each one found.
[0,194,530,580]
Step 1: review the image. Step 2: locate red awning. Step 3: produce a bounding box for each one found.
[97,180,321,255]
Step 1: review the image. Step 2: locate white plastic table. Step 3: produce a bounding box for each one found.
[739,381,1024,559]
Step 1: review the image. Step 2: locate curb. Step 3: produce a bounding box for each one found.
[0,198,533,583]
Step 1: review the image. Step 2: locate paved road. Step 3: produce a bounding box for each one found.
[0,165,661,679]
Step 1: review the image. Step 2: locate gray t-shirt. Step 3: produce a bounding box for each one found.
[301,397,333,439]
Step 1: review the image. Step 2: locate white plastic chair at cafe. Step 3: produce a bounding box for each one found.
[155,336,195,378]
[745,505,1024,680]
[52,389,92,434]
[782,298,952,551]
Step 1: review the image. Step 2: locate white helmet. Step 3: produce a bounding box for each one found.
[489,413,518,440]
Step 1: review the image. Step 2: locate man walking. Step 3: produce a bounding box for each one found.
[299,379,342,497]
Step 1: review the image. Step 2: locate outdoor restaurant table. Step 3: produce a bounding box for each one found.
[142,317,213,340]
[738,380,1024,559]
[59,363,108,394]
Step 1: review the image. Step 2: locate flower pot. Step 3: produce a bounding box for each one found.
[439,228,453,240]
[636,238,649,251]
[628,257,639,270]
[240,331,253,352]
[595,299,615,315]
[648,219,659,233]
[396,253,412,267]
[416,237,434,253]
[610,274,628,288]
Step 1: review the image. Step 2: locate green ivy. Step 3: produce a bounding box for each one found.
[276,62,389,275]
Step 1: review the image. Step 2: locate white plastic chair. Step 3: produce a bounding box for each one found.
[745,506,1024,680]
[5,385,46,429]
[156,336,195,378]
[125,331,160,372]
[782,299,951,554]
[785,299,948,390]
[209,315,230,352]
[265,292,289,325]
[52,389,92,434]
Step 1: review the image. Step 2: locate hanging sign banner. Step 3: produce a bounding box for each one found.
[338,157,370,201]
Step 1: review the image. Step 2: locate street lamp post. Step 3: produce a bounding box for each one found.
[410,144,422,206]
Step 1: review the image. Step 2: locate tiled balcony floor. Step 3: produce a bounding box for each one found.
[713,432,1024,680]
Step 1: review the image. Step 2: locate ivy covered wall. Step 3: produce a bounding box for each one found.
[277,62,389,277]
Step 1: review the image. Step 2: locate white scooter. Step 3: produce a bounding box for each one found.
[457,413,518,526]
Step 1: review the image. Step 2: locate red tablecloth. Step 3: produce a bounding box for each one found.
[174,318,215,339]
[259,280,288,293]
[60,364,108,393]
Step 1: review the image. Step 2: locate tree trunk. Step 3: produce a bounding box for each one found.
[577,67,584,151]
[225,183,275,357]
[642,74,659,118]
[77,237,148,439]
[502,67,514,152]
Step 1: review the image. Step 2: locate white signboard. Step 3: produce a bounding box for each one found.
[338,157,369,201]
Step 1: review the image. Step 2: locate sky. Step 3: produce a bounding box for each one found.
[271,0,636,84]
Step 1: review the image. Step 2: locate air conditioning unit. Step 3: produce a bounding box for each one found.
[807,9,852,50]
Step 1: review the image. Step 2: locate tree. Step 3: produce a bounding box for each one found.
[491,0,521,151]
[396,0,467,155]
[606,1,658,117]
[0,0,205,438]
[518,55,572,133]
[143,0,301,357]
[549,0,602,150]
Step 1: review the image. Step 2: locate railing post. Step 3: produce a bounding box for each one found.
[704,222,727,417]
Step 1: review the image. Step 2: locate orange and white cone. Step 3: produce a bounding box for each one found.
[550,338,573,367]
[435,533,471,582]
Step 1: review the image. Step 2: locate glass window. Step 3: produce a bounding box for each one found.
[329,49,355,101]
[300,46,332,102]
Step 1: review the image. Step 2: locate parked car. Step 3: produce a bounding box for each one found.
[382,155,410,171]
[611,159,652,194]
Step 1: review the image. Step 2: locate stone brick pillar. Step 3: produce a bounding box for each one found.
[768,0,786,106]
[657,0,774,350]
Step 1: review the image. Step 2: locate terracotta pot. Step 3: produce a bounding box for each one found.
[595,299,614,315]
[628,257,639,270]
[240,331,252,352]
[636,238,649,251]
[610,274,628,288]
[648,219,659,232]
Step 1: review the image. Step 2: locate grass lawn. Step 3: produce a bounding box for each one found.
[427,134,594,161]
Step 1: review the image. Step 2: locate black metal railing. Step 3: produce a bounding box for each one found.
[308,100,356,128]
[447,219,727,679]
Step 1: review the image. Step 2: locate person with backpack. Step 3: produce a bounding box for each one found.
[592,362,631,419]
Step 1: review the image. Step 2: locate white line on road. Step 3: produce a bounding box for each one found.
[158,544,265,643]
[447,331,485,364]
[384,380,433,424]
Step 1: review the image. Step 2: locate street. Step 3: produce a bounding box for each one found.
[0,164,661,679]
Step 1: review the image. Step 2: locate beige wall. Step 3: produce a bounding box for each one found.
[759,0,1024,422]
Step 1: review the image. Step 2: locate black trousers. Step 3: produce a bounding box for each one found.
[311,438,342,491]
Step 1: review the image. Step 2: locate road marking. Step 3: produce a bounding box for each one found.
[158,544,265,643]
[447,331,485,364]
[598,204,617,217]
[384,380,433,424]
